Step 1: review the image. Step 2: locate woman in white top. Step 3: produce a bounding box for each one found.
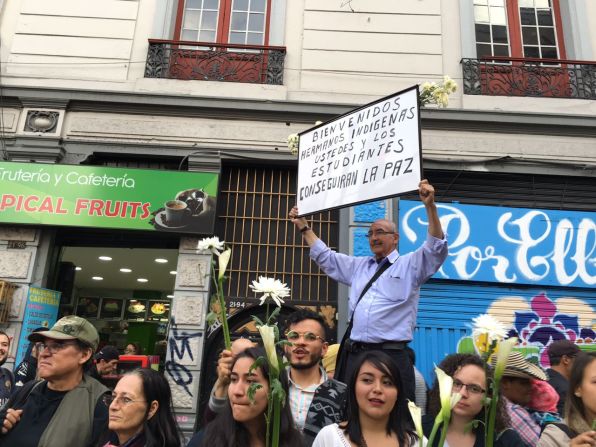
[313,350,421,447]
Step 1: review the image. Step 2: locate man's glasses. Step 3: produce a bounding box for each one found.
[285,330,325,343]
[103,394,146,407]
[365,230,396,238]
[452,378,486,395]
[37,341,77,355]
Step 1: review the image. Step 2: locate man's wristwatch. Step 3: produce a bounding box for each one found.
[300,225,311,233]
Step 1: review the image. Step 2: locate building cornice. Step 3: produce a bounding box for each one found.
[2,86,596,137]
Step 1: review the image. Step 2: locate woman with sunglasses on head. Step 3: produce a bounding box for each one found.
[423,353,527,447]
[538,352,596,447]
[313,350,420,447]
[192,347,303,447]
[104,368,181,447]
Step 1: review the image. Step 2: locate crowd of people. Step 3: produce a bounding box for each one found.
[0,180,593,446]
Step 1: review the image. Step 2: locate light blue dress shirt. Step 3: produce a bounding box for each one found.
[310,233,448,343]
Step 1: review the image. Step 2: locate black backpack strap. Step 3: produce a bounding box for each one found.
[544,422,577,439]
[347,259,393,330]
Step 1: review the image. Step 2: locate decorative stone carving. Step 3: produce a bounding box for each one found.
[24,111,60,133]
[176,258,209,288]
[171,294,205,325]
[0,251,32,278]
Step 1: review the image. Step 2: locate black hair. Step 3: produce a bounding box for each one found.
[127,342,143,355]
[0,331,9,341]
[343,350,417,446]
[200,347,303,447]
[75,339,95,369]
[566,352,596,434]
[130,368,182,447]
[283,309,328,340]
[427,353,509,433]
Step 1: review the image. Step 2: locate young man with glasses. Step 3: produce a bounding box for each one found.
[282,310,346,446]
[289,179,447,402]
[0,316,110,447]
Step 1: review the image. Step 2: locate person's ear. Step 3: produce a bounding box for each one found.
[79,348,93,365]
[147,400,159,420]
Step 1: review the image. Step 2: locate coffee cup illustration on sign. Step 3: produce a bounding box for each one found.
[164,200,190,226]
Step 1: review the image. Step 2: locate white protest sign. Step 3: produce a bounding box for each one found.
[296,86,421,216]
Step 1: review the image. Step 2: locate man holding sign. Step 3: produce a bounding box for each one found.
[289,179,447,401]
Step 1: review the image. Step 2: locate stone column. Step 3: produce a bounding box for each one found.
[0,226,42,369]
[165,236,212,437]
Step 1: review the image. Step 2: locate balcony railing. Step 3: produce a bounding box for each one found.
[144,39,286,85]
[461,57,596,99]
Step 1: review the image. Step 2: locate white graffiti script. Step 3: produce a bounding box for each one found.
[401,204,596,286]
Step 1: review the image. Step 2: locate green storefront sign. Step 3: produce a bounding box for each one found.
[0,161,219,234]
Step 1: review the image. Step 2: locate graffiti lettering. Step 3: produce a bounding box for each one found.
[400,201,596,288]
[165,319,202,396]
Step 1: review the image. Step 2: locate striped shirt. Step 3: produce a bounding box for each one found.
[288,366,327,432]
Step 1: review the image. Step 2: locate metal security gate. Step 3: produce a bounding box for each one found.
[413,281,596,384]
[215,165,339,310]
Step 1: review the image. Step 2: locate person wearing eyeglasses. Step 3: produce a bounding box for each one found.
[197,310,345,447]
[282,310,347,446]
[0,315,110,447]
[103,368,181,447]
[422,353,528,447]
[289,179,447,402]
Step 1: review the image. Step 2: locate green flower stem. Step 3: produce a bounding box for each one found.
[437,413,450,447]
[266,395,273,447]
[211,262,231,350]
[272,392,281,447]
[486,377,500,447]
[427,413,443,447]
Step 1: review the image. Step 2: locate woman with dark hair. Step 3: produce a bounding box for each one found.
[538,352,596,447]
[423,353,526,447]
[104,368,181,447]
[313,350,420,447]
[194,347,303,447]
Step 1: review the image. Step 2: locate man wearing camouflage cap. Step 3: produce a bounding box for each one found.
[0,316,110,447]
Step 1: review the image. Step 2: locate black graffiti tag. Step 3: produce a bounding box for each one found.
[165,320,203,397]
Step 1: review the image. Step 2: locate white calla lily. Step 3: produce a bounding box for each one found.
[218,249,231,280]
[436,366,454,417]
[258,324,279,375]
[408,400,424,441]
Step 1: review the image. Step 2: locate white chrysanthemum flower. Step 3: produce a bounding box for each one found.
[472,314,507,355]
[443,75,458,93]
[197,236,225,255]
[472,314,507,341]
[250,276,290,307]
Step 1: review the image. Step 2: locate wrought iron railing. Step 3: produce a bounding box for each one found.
[461,57,596,99]
[144,39,286,85]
